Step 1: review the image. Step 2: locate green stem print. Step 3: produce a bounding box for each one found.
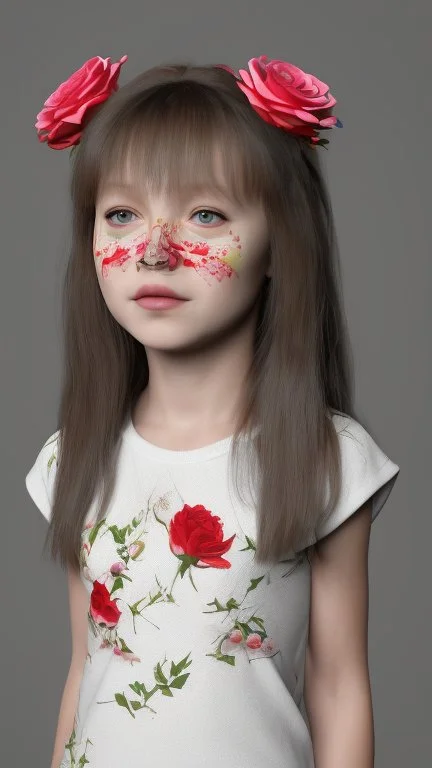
[203,574,266,615]
[153,511,199,599]
[238,535,257,553]
[203,566,279,665]
[206,610,270,665]
[62,727,93,767]
[127,577,169,632]
[97,653,192,717]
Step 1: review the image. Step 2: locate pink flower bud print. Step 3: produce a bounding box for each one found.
[246,633,262,649]
[261,637,275,653]
[128,541,145,560]
[229,629,243,644]
[110,561,126,575]
[114,647,141,663]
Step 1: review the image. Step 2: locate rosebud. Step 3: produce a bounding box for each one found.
[246,633,262,649]
[228,629,243,644]
[261,637,275,653]
[128,541,145,560]
[110,561,126,575]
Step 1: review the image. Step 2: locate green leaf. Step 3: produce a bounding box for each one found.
[88,519,106,547]
[159,685,173,697]
[203,598,225,613]
[172,652,192,675]
[169,673,190,689]
[130,700,143,711]
[118,637,133,653]
[47,453,56,471]
[245,575,265,595]
[236,622,250,636]
[114,692,135,718]
[109,525,126,544]
[225,597,240,611]
[239,535,256,551]
[111,577,123,594]
[154,662,168,685]
[250,615,265,630]
[206,651,236,666]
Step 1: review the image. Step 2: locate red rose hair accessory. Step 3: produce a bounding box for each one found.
[35,54,127,150]
[220,55,342,148]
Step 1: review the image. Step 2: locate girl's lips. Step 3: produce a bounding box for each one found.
[133,283,187,300]
[135,296,187,310]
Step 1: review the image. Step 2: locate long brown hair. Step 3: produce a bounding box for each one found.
[47,62,358,569]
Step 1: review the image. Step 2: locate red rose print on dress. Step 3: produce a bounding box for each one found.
[154,503,236,593]
[90,580,122,628]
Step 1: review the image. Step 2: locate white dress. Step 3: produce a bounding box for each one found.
[25,413,399,767]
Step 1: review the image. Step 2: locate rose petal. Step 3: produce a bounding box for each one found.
[248,58,290,106]
[237,67,254,89]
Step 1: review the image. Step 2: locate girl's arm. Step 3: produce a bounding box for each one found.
[304,500,374,768]
[50,566,89,768]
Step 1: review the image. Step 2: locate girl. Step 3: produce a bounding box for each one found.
[26,54,400,767]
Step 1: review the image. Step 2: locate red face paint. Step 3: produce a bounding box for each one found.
[94,220,243,283]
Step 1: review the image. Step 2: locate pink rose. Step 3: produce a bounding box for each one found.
[230,56,339,144]
[35,54,127,149]
[228,629,243,644]
[110,561,126,575]
[246,633,262,649]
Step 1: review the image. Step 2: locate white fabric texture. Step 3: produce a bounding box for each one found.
[25,413,399,767]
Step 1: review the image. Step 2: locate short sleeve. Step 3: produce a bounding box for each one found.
[314,414,400,542]
[25,430,60,523]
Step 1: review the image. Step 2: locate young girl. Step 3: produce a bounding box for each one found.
[26,54,400,767]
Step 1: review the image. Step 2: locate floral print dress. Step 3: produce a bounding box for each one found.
[25,413,399,767]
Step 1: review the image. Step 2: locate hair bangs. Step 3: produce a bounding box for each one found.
[94,81,269,208]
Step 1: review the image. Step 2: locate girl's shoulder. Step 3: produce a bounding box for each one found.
[314,410,400,542]
[25,429,61,523]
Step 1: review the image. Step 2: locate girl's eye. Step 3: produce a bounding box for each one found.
[191,209,226,226]
[105,209,137,226]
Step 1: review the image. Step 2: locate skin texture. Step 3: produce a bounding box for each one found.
[305,500,374,767]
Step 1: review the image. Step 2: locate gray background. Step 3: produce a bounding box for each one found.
[2,1,430,766]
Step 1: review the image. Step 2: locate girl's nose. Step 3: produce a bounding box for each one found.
[137,220,183,272]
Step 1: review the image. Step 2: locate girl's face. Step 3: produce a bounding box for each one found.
[93,170,270,353]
